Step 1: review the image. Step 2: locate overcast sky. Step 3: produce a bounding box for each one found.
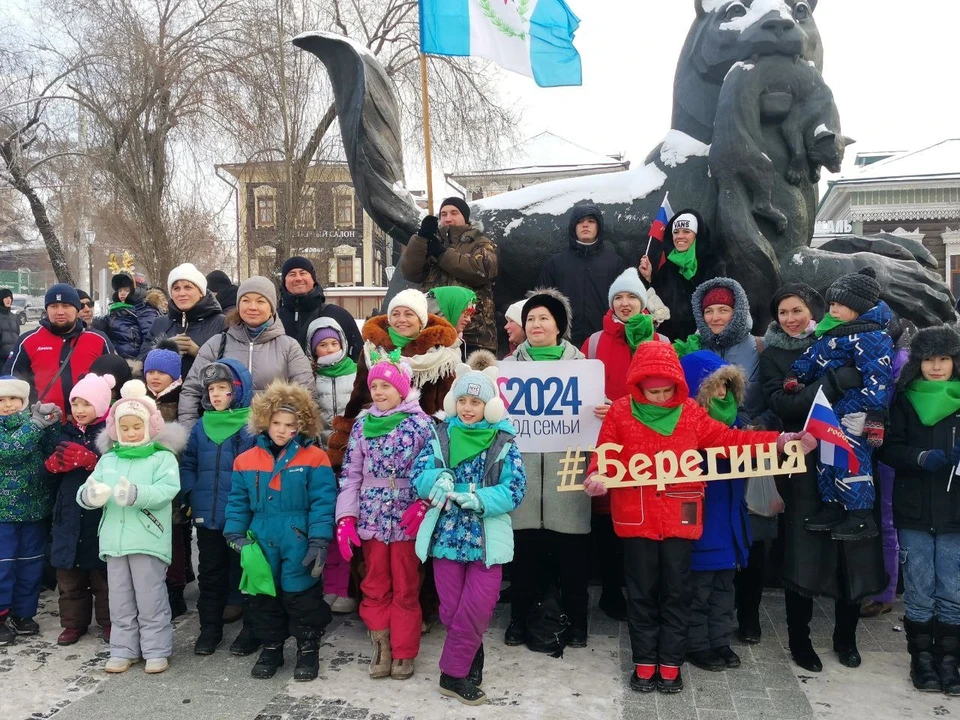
[472,0,960,178]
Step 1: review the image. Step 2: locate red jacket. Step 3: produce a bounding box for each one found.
[7,320,113,415]
[586,342,778,541]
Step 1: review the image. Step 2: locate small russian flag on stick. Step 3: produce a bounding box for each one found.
[644,192,673,258]
[802,387,860,475]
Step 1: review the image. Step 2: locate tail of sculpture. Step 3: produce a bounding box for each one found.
[292,32,421,248]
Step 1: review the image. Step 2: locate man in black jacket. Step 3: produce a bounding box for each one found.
[0,289,20,363]
[276,257,363,361]
[537,204,627,348]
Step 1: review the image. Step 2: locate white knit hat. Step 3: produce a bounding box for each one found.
[504,300,525,326]
[168,263,208,295]
[387,289,428,329]
[607,268,649,310]
[109,380,164,445]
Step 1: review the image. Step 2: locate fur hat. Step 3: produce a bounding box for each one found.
[45,283,81,310]
[769,283,825,322]
[69,373,116,419]
[522,287,574,341]
[442,350,505,423]
[237,276,278,315]
[826,267,880,316]
[0,375,30,401]
[898,325,960,389]
[504,300,525,326]
[388,289,428,329]
[440,196,471,223]
[111,273,135,292]
[108,380,164,445]
[144,339,182,380]
[608,268,648,310]
[249,380,321,439]
[367,350,414,399]
[167,263,207,295]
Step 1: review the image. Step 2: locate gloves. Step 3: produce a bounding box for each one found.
[450,492,483,513]
[428,473,454,508]
[783,377,803,394]
[45,449,71,474]
[418,215,439,241]
[336,517,362,561]
[80,477,112,508]
[301,538,329,579]
[583,475,609,497]
[112,476,138,507]
[61,442,98,471]
[226,533,252,553]
[399,500,429,539]
[918,450,949,472]
[31,402,61,429]
[777,431,818,455]
[840,412,866,437]
[864,415,885,448]
[172,334,200,357]
[427,236,446,259]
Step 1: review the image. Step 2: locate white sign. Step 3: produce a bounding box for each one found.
[814,220,853,235]
[498,359,605,454]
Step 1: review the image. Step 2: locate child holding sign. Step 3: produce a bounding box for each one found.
[583,342,813,694]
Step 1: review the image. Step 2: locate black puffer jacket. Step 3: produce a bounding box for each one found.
[95,286,161,359]
[0,303,19,363]
[142,291,225,380]
[278,286,363,362]
[537,204,627,348]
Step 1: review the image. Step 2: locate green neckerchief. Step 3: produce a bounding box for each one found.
[631,398,683,436]
[202,407,252,445]
[624,313,654,352]
[673,333,702,358]
[363,411,411,438]
[111,442,161,459]
[430,286,476,327]
[316,356,357,378]
[708,393,739,427]
[815,313,847,338]
[448,423,500,468]
[109,301,134,312]
[525,344,565,361]
[388,326,416,350]
[667,242,698,281]
[905,379,960,427]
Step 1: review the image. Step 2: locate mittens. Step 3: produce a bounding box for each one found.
[840,412,866,437]
[428,474,454,508]
[783,377,803,394]
[583,475,609,497]
[31,402,61,429]
[399,500,429,539]
[301,538,329,578]
[864,415,885,448]
[418,215,439,241]
[80,478,112,508]
[450,492,483,513]
[918,450,949,472]
[336,517,362,561]
[61,442,98,471]
[112,477,138,507]
[427,236,446,258]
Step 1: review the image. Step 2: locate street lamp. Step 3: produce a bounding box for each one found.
[85,230,96,300]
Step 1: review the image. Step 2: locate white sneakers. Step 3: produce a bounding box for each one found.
[324,593,358,614]
[144,658,169,674]
[104,656,169,674]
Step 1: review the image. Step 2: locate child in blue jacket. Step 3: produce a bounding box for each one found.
[411,351,526,706]
[180,359,256,656]
[785,267,894,541]
[224,380,337,683]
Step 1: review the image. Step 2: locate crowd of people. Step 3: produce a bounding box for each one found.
[0,196,957,705]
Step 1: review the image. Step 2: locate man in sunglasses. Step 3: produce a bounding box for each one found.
[77,290,95,327]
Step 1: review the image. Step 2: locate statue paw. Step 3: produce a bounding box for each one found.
[785,163,806,187]
[754,204,789,234]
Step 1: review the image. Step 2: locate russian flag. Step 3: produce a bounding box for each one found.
[644,192,673,260]
[803,387,860,475]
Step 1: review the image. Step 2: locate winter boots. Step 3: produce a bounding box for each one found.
[230,621,262,656]
[440,672,487,705]
[467,643,484,687]
[937,622,960,696]
[58,628,87,646]
[391,658,415,680]
[251,644,285,679]
[830,510,879,541]
[804,502,845,532]
[194,627,223,655]
[294,638,319,682]
[905,619,941,692]
[369,629,392,679]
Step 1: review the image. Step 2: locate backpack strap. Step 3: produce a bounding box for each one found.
[586,331,601,359]
[216,331,228,360]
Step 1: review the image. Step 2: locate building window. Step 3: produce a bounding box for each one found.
[333,186,355,229]
[297,196,316,229]
[337,256,353,284]
[254,186,276,228]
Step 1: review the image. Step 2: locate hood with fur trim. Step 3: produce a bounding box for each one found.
[96,421,188,456]
[898,325,960,389]
[248,379,322,439]
[522,286,574,341]
[679,351,746,409]
[626,341,689,407]
[692,277,753,351]
[145,288,168,314]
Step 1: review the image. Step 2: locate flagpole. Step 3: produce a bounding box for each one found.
[419,52,435,215]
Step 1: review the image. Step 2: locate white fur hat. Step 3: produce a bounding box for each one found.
[167,263,208,295]
[387,289,429,329]
[0,375,30,401]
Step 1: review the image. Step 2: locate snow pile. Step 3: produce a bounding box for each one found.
[814,124,831,138]
[660,130,710,168]
[725,61,755,81]
[473,163,667,216]
[720,0,793,33]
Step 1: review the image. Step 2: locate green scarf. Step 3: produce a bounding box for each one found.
[448,424,500,468]
[524,344,565,361]
[111,442,162,459]
[388,326,416,350]
[316,356,357,378]
[631,398,683,436]
[109,301,134,313]
[708,393,739,427]
[667,242,698,281]
[815,314,847,338]
[673,333,702,358]
[202,407,252,445]
[624,313,654,352]
[905,379,960,427]
[429,286,476,327]
[362,411,411,438]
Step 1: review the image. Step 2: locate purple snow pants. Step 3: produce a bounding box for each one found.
[433,558,502,678]
[873,462,899,604]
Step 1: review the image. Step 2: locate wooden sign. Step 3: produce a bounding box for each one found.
[556,441,807,492]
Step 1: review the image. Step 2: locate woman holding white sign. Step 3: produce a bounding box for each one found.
[503,288,593,651]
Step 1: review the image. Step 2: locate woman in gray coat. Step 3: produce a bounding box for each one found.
[178,277,315,430]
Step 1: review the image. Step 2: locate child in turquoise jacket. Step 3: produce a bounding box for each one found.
[411,351,526,706]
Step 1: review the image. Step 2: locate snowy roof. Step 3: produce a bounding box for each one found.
[452,131,628,178]
[833,139,960,184]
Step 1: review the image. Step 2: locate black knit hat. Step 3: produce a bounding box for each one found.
[826,267,880,316]
[440,196,471,224]
[769,283,825,322]
[206,270,232,294]
[281,256,318,284]
[522,289,571,342]
[898,325,960,389]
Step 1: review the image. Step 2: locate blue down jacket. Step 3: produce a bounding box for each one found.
[97,287,162,359]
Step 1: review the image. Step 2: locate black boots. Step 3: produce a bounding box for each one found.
[804,502,845,532]
[686,649,726,671]
[937,622,960,696]
[790,642,823,673]
[504,618,525,646]
[440,672,487,705]
[230,622,262,656]
[194,627,223,656]
[831,510,879,541]
[905,619,941,692]
[251,644,285,679]
[294,638,320,681]
[833,642,861,668]
[167,584,187,619]
[467,643,484,687]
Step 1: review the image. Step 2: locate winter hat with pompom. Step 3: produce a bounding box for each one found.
[367,350,414,399]
[442,350,506,423]
[108,380,164,445]
[826,267,880,316]
[69,373,116,419]
[144,339,182,380]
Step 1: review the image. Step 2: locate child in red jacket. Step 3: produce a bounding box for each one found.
[583,342,813,694]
